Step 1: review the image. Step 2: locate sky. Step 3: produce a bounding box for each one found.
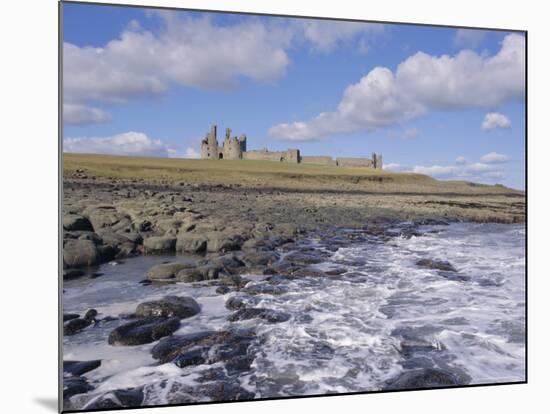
[62,3,526,189]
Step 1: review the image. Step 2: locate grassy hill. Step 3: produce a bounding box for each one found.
[63,153,523,196]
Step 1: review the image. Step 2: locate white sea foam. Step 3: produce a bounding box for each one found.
[63,223,525,406]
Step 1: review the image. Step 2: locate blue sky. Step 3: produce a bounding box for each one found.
[62,3,526,189]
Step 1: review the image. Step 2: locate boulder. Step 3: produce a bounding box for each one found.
[228,308,291,324]
[416,259,457,272]
[143,236,176,253]
[63,360,102,377]
[151,331,218,363]
[135,296,200,319]
[175,235,208,253]
[385,368,468,390]
[147,263,194,281]
[63,376,93,399]
[204,232,244,253]
[83,387,144,410]
[63,239,115,268]
[108,317,181,346]
[63,214,93,231]
[176,265,222,283]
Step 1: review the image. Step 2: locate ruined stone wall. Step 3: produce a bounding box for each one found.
[243,148,301,163]
[285,149,300,163]
[300,156,337,166]
[243,149,287,162]
[374,154,383,170]
[335,157,374,168]
[223,137,242,160]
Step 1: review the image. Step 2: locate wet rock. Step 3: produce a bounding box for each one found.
[63,214,93,231]
[147,262,193,281]
[216,286,231,294]
[63,360,102,377]
[228,308,291,324]
[151,331,217,363]
[175,235,207,253]
[63,239,115,268]
[63,269,85,280]
[242,282,289,296]
[416,258,457,272]
[143,236,176,253]
[205,232,245,253]
[284,251,327,265]
[242,250,280,267]
[438,271,471,282]
[135,296,200,319]
[108,316,180,346]
[63,376,93,399]
[63,309,98,335]
[225,296,247,311]
[176,265,222,282]
[174,347,207,368]
[83,387,144,410]
[63,313,80,322]
[385,368,468,390]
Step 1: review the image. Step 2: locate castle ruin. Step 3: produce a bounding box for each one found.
[200,125,382,169]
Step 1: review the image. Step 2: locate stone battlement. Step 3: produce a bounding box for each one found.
[200,124,382,169]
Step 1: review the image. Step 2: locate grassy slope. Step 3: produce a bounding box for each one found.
[63,153,523,196]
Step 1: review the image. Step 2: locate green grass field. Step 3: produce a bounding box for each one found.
[63,153,522,195]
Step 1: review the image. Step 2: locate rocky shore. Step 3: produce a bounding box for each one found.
[62,173,525,409]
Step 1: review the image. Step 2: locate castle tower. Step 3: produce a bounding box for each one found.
[201,124,219,159]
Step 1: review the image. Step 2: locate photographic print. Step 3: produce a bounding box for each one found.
[60,1,526,411]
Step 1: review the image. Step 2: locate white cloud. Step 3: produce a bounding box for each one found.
[480,152,510,163]
[63,131,176,157]
[64,15,293,106]
[453,29,487,48]
[408,152,511,184]
[384,163,407,171]
[63,103,111,126]
[298,20,384,53]
[482,112,512,130]
[413,164,457,177]
[455,156,467,165]
[184,147,200,159]
[270,34,525,140]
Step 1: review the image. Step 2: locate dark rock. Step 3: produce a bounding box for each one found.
[416,258,457,272]
[63,313,80,322]
[385,368,468,390]
[151,331,217,363]
[284,251,326,265]
[228,308,291,324]
[174,347,207,368]
[63,360,102,377]
[225,296,247,310]
[63,269,85,280]
[242,251,280,266]
[135,296,200,319]
[243,283,289,296]
[83,387,144,410]
[63,310,97,335]
[108,317,181,346]
[216,286,231,294]
[63,376,93,399]
[63,214,93,231]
